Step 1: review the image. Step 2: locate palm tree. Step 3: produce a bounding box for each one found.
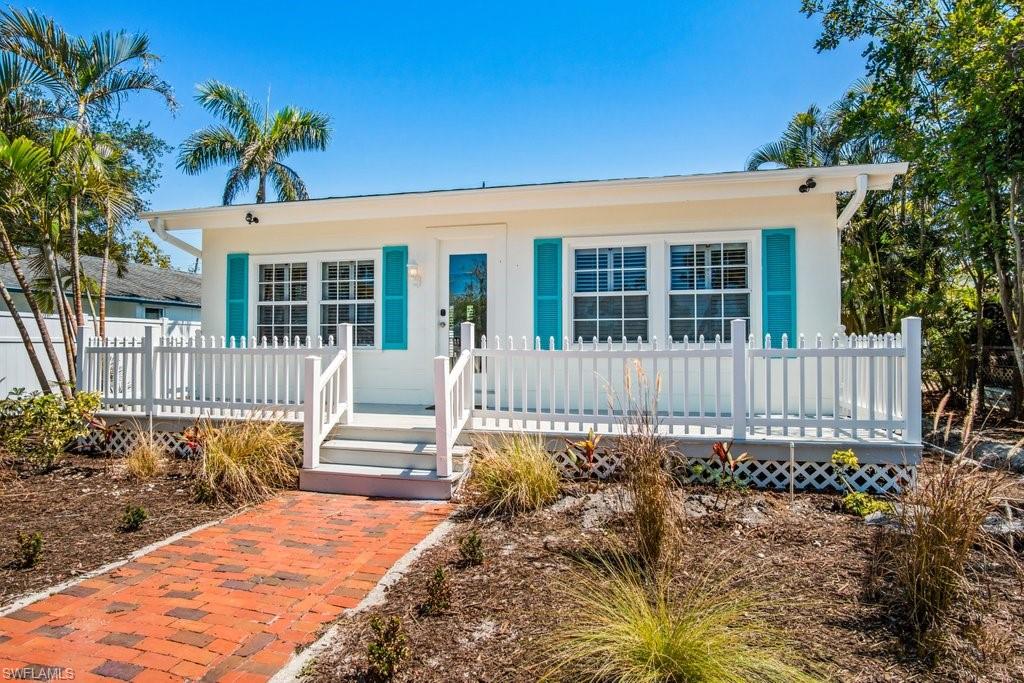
[0,7,175,328]
[0,131,72,396]
[746,81,883,171]
[177,81,331,204]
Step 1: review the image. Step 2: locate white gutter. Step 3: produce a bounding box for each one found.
[836,173,869,230]
[148,217,202,259]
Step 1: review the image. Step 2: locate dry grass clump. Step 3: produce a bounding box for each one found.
[468,432,560,514]
[615,361,681,570]
[869,453,1019,654]
[190,418,301,505]
[122,425,167,480]
[544,554,818,683]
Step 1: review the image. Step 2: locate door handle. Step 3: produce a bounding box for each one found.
[439,321,447,328]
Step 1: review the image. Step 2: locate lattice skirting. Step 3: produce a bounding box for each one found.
[552,451,915,494]
[78,425,195,459]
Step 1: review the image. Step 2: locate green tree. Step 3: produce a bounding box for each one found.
[802,0,1024,405]
[177,81,331,204]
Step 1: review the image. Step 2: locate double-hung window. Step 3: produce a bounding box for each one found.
[320,259,375,347]
[256,262,308,341]
[668,242,749,342]
[572,246,649,341]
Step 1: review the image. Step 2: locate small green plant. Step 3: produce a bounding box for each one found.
[365,615,410,682]
[544,552,818,682]
[831,448,858,471]
[0,390,100,469]
[12,531,43,569]
[458,529,484,567]
[118,505,148,532]
[565,428,603,478]
[468,433,560,514]
[842,491,892,517]
[417,566,451,617]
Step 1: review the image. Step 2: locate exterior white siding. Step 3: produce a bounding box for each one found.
[200,193,840,404]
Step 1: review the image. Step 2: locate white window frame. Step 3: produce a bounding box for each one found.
[253,260,310,342]
[248,249,382,349]
[568,243,651,343]
[563,230,762,344]
[667,240,752,343]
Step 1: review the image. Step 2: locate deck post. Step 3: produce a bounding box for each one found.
[460,321,475,411]
[337,323,354,425]
[303,354,322,469]
[730,319,747,440]
[143,326,156,418]
[901,316,922,444]
[74,325,87,393]
[434,355,452,478]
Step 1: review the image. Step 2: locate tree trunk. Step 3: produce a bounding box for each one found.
[99,206,113,337]
[0,275,51,393]
[256,173,267,203]
[69,194,84,326]
[0,223,70,398]
[41,239,77,389]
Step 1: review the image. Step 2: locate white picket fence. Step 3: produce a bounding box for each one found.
[432,318,922,477]
[0,311,199,395]
[77,324,355,469]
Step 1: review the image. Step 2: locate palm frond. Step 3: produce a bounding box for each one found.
[194,80,261,139]
[222,165,256,205]
[177,126,243,174]
[268,106,331,156]
[269,161,308,202]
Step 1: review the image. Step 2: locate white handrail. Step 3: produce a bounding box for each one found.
[303,324,354,469]
[434,322,476,477]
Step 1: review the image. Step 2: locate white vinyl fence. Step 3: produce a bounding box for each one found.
[432,318,922,476]
[0,311,199,395]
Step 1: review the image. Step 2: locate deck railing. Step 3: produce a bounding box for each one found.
[77,324,355,467]
[432,318,922,473]
[434,323,476,477]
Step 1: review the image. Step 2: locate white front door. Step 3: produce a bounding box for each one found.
[437,237,501,358]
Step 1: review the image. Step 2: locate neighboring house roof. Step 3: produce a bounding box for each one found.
[0,251,201,308]
[141,162,910,231]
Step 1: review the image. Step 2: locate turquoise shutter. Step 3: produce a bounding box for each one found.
[226,253,249,340]
[761,228,796,348]
[533,238,563,349]
[381,245,408,350]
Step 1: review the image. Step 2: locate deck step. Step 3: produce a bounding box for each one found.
[320,439,470,469]
[299,463,465,500]
[329,424,439,445]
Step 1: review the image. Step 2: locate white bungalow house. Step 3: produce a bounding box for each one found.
[79,162,919,499]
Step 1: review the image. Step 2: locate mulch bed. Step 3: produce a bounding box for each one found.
[308,461,1024,682]
[0,453,233,605]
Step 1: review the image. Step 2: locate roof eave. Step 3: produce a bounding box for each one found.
[144,162,910,231]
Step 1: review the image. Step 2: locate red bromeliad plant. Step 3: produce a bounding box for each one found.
[181,422,205,457]
[565,429,603,478]
[711,441,750,478]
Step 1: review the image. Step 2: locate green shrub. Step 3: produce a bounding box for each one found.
[458,529,484,567]
[190,418,301,505]
[365,615,409,682]
[0,390,100,469]
[118,505,148,532]
[545,557,818,683]
[468,433,560,514]
[417,566,451,617]
[842,491,891,517]
[12,531,43,569]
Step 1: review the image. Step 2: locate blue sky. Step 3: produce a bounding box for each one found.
[39,1,866,268]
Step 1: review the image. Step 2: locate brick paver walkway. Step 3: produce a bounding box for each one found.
[0,492,449,682]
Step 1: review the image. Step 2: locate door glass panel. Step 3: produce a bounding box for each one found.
[448,253,487,357]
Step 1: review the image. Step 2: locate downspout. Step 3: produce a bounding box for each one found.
[834,173,869,332]
[148,217,202,260]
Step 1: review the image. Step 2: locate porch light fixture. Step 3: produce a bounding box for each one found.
[407,260,422,286]
[245,212,259,224]
[798,177,817,193]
